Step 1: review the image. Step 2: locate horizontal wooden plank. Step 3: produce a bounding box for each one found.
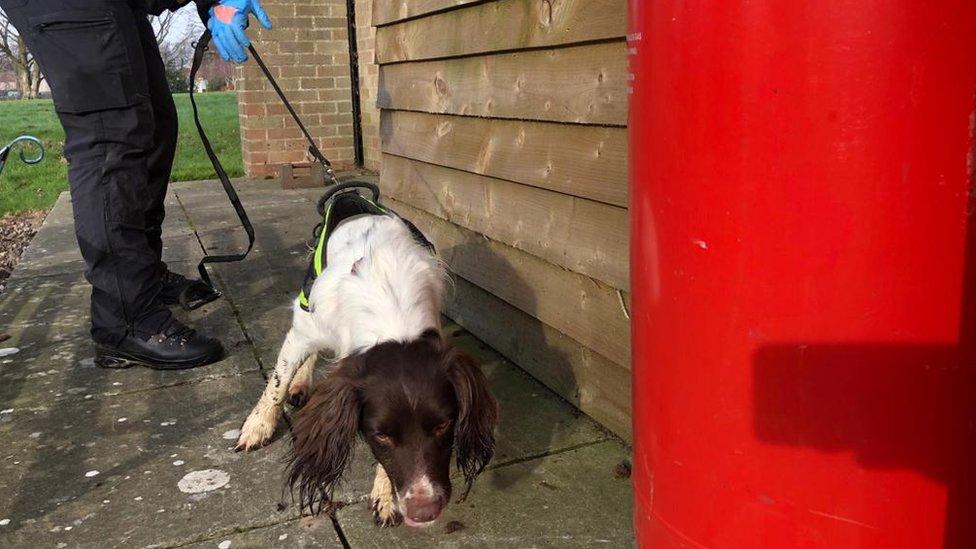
[382,154,629,289]
[388,198,631,366]
[381,110,627,207]
[372,0,485,26]
[376,0,627,64]
[377,41,628,125]
[447,276,631,440]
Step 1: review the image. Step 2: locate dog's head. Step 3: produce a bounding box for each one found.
[286,330,498,526]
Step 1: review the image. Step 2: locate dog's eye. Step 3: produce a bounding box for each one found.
[433,420,452,436]
[373,433,394,446]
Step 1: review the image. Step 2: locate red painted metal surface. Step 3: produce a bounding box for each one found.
[628,2,976,547]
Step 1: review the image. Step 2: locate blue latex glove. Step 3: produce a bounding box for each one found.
[208,0,273,63]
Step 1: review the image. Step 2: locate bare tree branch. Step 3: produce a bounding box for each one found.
[153,10,177,45]
[1,7,205,99]
[151,10,202,68]
[0,8,42,98]
[0,10,18,63]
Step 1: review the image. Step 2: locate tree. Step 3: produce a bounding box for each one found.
[152,10,202,93]
[162,44,192,93]
[0,8,44,99]
[153,10,201,68]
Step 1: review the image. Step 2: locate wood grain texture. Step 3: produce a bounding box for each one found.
[372,0,486,26]
[447,276,632,440]
[380,110,627,207]
[376,0,626,63]
[388,198,631,366]
[377,41,628,125]
[382,154,629,289]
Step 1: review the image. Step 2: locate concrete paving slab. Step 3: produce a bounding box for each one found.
[181,196,315,224]
[336,441,634,548]
[0,179,634,547]
[170,178,286,199]
[197,228,313,263]
[12,234,203,279]
[174,190,313,221]
[0,375,309,548]
[170,176,367,204]
[223,296,294,370]
[0,274,260,410]
[478,357,610,467]
[0,272,90,329]
[40,192,73,227]
[209,259,308,369]
[158,234,209,263]
[181,514,344,548]
[178,192,313,215]
[17,210,81,271]
[12,192,200,278]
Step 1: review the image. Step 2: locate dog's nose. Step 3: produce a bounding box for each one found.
[404,496,443,525]
[402,475,446,526]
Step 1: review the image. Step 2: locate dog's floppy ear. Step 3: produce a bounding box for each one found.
[286,357,362,515]
[446,347,499,498]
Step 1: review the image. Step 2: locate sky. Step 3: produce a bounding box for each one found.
[158,4,205,46]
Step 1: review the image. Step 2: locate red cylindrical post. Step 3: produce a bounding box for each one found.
[629,2,976,547]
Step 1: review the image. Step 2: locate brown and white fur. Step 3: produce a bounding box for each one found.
[236,213,498,527]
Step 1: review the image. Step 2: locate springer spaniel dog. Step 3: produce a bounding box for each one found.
[236,211,499,527]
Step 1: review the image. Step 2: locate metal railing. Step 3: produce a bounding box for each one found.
[0,136,45,178]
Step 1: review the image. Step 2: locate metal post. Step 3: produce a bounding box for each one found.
[629,1,976,546]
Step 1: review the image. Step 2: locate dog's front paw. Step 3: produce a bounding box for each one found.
[287,381,309,408]
[371,495,402,528]
[370,465,401,527]
[236,403,281,451]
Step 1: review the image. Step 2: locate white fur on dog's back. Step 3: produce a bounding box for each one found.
[293,214,446,357]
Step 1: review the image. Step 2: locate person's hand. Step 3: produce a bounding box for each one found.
[207,0,273,63]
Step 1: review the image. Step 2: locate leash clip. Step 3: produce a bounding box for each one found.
[324,165,340,186]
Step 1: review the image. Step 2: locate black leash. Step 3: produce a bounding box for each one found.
[186,29,339,309]
[247,44,339,183]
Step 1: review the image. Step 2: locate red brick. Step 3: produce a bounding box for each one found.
[237,0,371,177]
[266,127,300,140]
[242,104,266,117]
[279,66,317,78]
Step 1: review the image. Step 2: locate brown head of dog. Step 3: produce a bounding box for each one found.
[286,330,499,527]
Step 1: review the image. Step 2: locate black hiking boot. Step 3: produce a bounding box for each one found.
[158,267,221,310]
[94,318,224,370]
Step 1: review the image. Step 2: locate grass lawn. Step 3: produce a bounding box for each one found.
[0,92,243,216]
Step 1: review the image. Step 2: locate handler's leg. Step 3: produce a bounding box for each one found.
[2,0,222,368]
[132,11,215,306]
[135,13,178,264]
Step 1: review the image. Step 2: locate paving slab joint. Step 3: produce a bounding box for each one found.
[484,438,613,473]
[155,515,302,548]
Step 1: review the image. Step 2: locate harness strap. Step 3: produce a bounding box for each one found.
[298,183,436,312]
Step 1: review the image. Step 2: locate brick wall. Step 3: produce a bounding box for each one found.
[235,0,356,178]
[355,0,380,171]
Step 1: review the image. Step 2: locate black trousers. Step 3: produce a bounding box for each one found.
[2,0,176,344]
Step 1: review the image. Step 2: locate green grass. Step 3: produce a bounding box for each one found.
[0,92,243,216]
